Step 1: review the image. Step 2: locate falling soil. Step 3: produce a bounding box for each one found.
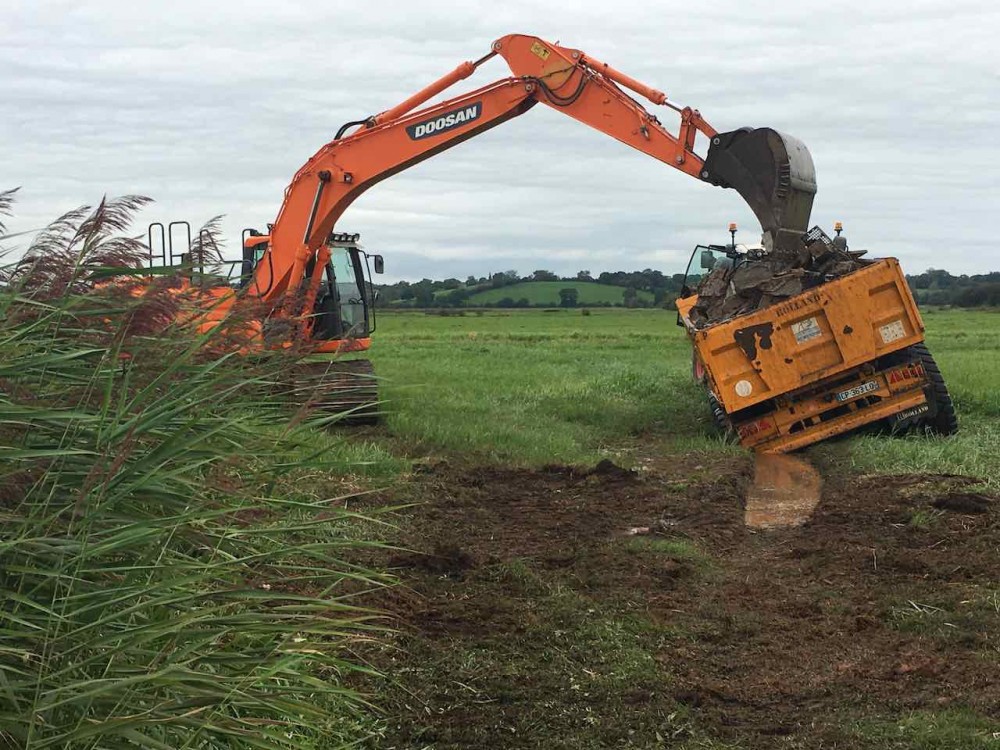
[354,458,1000,748]
[744,452,823,528]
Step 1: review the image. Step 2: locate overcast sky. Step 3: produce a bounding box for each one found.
[2,0,998,281]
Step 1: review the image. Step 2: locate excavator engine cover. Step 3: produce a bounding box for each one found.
[701,127,817,257]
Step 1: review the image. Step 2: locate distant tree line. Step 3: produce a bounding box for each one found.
[907,269,1000,307]
[373,267,1000,309]
[375,268,690,309]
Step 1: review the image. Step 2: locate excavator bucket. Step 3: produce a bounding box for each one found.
[701,128,817,257]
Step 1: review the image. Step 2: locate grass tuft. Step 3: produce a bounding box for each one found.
[624,536,714,571]
[853,709,1000,749]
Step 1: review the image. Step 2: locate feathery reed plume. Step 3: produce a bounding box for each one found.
[189,213,226,269]
[4,195,151,297]
[0,187,17,236]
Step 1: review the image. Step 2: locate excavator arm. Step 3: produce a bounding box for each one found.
[250,33,816,318]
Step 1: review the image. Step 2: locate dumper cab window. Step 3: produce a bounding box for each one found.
[682,245,737,297]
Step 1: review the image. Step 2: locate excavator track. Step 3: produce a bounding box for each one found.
[285,359,380,425]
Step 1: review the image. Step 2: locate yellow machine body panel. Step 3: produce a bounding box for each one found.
[677,258,930,452]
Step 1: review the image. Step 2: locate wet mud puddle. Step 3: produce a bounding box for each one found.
[745,452,822,528]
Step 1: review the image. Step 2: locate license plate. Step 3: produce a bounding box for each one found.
[836,380,879,402]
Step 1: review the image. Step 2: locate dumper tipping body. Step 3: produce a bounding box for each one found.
[677,258,953,452]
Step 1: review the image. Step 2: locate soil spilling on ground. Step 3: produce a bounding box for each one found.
[358,458,999,749]
[744,452,823,528]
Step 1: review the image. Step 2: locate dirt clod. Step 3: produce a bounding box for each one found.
[588,458,636,480]
[932,492,993,514]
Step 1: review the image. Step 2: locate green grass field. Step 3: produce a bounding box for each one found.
[369,308,705,464]
[453,280,656,306]
[368,307,1000,484]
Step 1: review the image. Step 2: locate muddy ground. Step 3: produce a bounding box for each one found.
[355,456,999,749]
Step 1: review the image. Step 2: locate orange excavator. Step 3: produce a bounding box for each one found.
[149,33,817,416]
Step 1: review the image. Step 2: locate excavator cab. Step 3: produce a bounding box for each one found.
[240,230,384,343]
[311,232,383,342]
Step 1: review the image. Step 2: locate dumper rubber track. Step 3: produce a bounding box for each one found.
[286,359,380,425]
[707,392,735,439]
[910,343,959,435]
[877,343,958,437]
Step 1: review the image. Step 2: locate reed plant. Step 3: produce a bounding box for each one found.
[0,194,391,748]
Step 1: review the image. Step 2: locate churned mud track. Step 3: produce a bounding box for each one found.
[359,458,999,748]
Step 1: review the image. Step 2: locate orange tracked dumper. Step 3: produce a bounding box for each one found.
[676,246,957,452]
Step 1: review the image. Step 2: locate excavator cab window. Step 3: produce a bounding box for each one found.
[307,263,339,340]
[238,231,268,289]
[310,242,373,340]
[330,247,365,336]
